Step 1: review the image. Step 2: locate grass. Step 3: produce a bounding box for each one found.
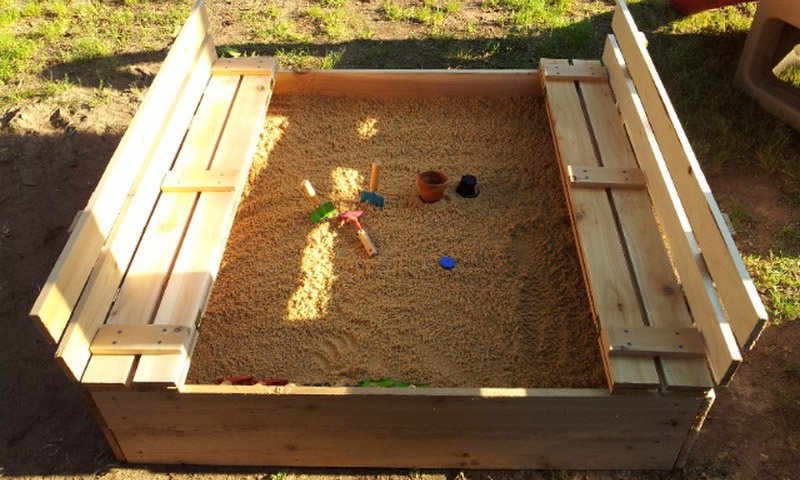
[776,64,800,88]
[305,0,374,40]
[482,0,572,29]
[0,0,188,104]
[242,6,310,43]
[268,469,288,480]
[0,0,797,326]
[381,0,462,27]
[321,48,346,69]
[745,253,800,325]
[727,202,755,233]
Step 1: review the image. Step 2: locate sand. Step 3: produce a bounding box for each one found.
[186,94,606,388]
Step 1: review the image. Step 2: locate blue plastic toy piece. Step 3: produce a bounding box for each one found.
[439,256,455,270]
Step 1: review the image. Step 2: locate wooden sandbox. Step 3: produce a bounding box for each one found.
[32,0,768,470]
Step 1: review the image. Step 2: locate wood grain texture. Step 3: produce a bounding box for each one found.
[602,325,705,357]
[604,35,741,385]
[29,1,215,344]
[212,56,277,76]
[90,386,703,469]
[541,63,608,82]
[133,72,276,386]
[55,38,216,383]
[90,325,191,355]
[82,75,239,386]
[542,59,658,390]
[161,169,239,192]
[567,165,645,189]
[574,60,711,391]
[612,0,767,349]
[275,70,543,98]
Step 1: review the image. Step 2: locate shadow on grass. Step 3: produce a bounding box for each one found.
[41,49,170,93]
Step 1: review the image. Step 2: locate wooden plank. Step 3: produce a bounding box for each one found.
[161,169,239,192]
[602,325,705,357]
[541,63,608,82]
[92,387,703,469]
[67,210,85,234]
[542,59,659,390]
[275,69,543,98]
[574,59,711,390]
[29,0,214,344]
[604,35,742,385]
[212,56,277,76]
[567,165,645,188]
[90,386,703,469]
[83,390,127,461]
[675,390,715,468]
[54,38,217,383]
[133,72,276,386]
[612,0,767,349]
[90,325,191,355]
[81,75,240,386]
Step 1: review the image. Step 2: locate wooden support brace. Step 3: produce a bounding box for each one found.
[541,63,608,82]
[568,165,645,189]
[212,57,278,76]
[90,325,192,355]
[601,325,706,358]
[161,169,238,192]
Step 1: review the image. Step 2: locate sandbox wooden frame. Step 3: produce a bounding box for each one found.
[32,0,768,470]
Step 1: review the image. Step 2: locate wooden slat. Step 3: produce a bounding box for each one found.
[83,390,126,461]
[541,63,608,82]
[275,70,542,98]
[90,325,191,355]
[602,326,705,358]
[67,210,85,234]
[675,390,715,468]
[212,56,277,76]
[29,0,213,344]
[567,165,645,188]
[573,59,711,390]
[542,59,658,390]
[604,35,742,385]
[612,0,767,349]
[54,38,217,383]
[90,386,704,469]
[161,169,238,192]
[133,72,276,386]
[81,75,240,386]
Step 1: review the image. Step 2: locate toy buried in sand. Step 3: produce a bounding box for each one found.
[359,160,385,208]
[456,174,479,198]
[338,210,378,257]
[301,179,337,223]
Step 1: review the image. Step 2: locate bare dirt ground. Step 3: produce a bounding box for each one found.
[2,2,800,480]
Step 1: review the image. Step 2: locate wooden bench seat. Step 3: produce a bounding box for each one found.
[30,0,277,387]
[541,0,768,392]
[543,58,712,391]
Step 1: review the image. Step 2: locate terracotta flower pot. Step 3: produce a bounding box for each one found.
[417,170,448,203]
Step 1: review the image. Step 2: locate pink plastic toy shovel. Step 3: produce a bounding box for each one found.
[338,211,378,257]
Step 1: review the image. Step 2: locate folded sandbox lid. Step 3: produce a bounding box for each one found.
[29,0,277,387]
[541,0,768,392]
